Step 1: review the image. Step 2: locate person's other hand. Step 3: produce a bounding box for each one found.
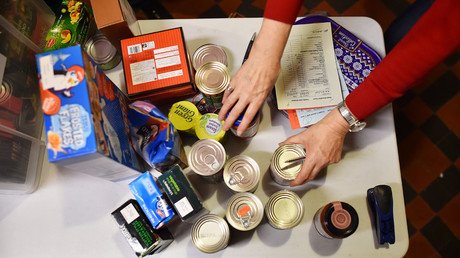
[280,108,350,186]
[218,19,292,135]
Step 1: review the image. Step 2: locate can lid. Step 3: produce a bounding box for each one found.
[188,139,226,176]
[226,192,264,231]
[191,214,230,253]
[271,144,306,181]
[168,101,201,131]
[195,62,230,95]
[195,113,226,141]
[265,190,304,229]
[223,155,260,192]
[323,201,359,238]
[192,44,228,70]
[0,80,12,104]
[85,31,117,64]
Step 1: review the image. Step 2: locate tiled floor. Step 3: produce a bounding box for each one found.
[132,0,459,257]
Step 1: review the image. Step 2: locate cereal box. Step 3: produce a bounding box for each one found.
[36,45,144,181]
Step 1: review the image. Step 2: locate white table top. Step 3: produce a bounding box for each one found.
[0,17,408,258]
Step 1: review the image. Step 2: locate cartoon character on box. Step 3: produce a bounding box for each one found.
[39,63,85,118]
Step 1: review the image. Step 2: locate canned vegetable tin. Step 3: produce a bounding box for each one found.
[191,214,230,253]
[226,192,264,231]
[230,110,261,140]
[265,190,304,229]
[195,61,230,110]
[188,139,226,183]
[85,30,121,70]
[223,155,260,193]
[192,44,228,70]
[194,113,226,142]
[313,201,359,239]
[168,100,201,134]
[270,144,306,186]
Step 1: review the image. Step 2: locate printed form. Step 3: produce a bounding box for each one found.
[275,22,343,110]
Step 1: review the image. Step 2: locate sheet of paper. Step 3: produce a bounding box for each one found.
[288,58,349,129]
[275,22,343,110]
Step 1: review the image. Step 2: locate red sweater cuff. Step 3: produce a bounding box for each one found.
[264,0,303,24]
[346,0,460,120]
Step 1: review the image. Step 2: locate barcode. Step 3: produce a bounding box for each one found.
[128,44,142,55]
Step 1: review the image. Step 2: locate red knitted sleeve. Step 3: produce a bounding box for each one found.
[345,0,460,120]
[264,0,303,24]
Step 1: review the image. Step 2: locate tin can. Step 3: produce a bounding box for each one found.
[0,80,13,104]
[188,139,226,183]
[223,155,260,193]
[191,214,230,253]
[84,30,121,70]
[192,44,228,70]
[313,201,359,239]
[195,61,230,110]
[226,192,264,231]
[270,144,306,186]
[194,113,226,142]
[265,189,304,230]
[168,101,201,134]
[230,110,261,140]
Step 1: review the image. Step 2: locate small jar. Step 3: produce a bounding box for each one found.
[313,201,359,239]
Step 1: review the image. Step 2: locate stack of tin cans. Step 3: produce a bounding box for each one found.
[192,44,230,111]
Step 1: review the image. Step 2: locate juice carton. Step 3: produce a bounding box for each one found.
[36,45,144,181]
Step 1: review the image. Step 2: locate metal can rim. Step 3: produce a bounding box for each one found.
[265,189,304,229]
[85,32,118,64]
[270,144,306,181]
[225,192,264,231]
[223,155,260,192]
[192,44,228,70]
[188,139,226,177]
[195,61,230,95]
[191,214,230,253]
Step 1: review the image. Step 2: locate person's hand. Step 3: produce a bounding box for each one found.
[280,108,350,186]
[218,19,292,135]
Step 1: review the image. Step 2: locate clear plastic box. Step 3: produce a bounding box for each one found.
[0,0,55,194]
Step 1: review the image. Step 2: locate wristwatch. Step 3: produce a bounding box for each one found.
[337,101,366,132]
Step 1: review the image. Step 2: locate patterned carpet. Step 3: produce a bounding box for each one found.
[131,0,460,257]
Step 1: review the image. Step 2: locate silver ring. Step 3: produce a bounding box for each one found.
[227,86,234,92]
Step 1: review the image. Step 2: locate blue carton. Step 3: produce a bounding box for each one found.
[129,172,175,229]
[35,45,144,181]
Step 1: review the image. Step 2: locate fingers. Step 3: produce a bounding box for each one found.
[222,98,249,131]
[218,86,239,121]
[236,101,262,135]
[290,158,315,186]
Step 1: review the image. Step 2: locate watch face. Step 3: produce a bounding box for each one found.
[350,121,366,132]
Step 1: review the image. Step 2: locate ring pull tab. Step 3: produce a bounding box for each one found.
[228,171,245,185]
[237,204,252,228]
[203,154,219,170]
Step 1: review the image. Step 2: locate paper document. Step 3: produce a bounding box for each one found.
[287,58,349,129]
[275,22,343,110]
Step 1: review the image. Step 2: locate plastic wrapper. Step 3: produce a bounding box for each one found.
[128,101,187,171]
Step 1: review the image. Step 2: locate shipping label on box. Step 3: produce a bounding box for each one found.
[121,27,195,102]
[35,45,144,180]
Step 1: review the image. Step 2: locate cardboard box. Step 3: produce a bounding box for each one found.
[90,0,140,50]
[121,27,196,105]
[157,165,203,221]
[35,45,144,181]
[111,199,174,257]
